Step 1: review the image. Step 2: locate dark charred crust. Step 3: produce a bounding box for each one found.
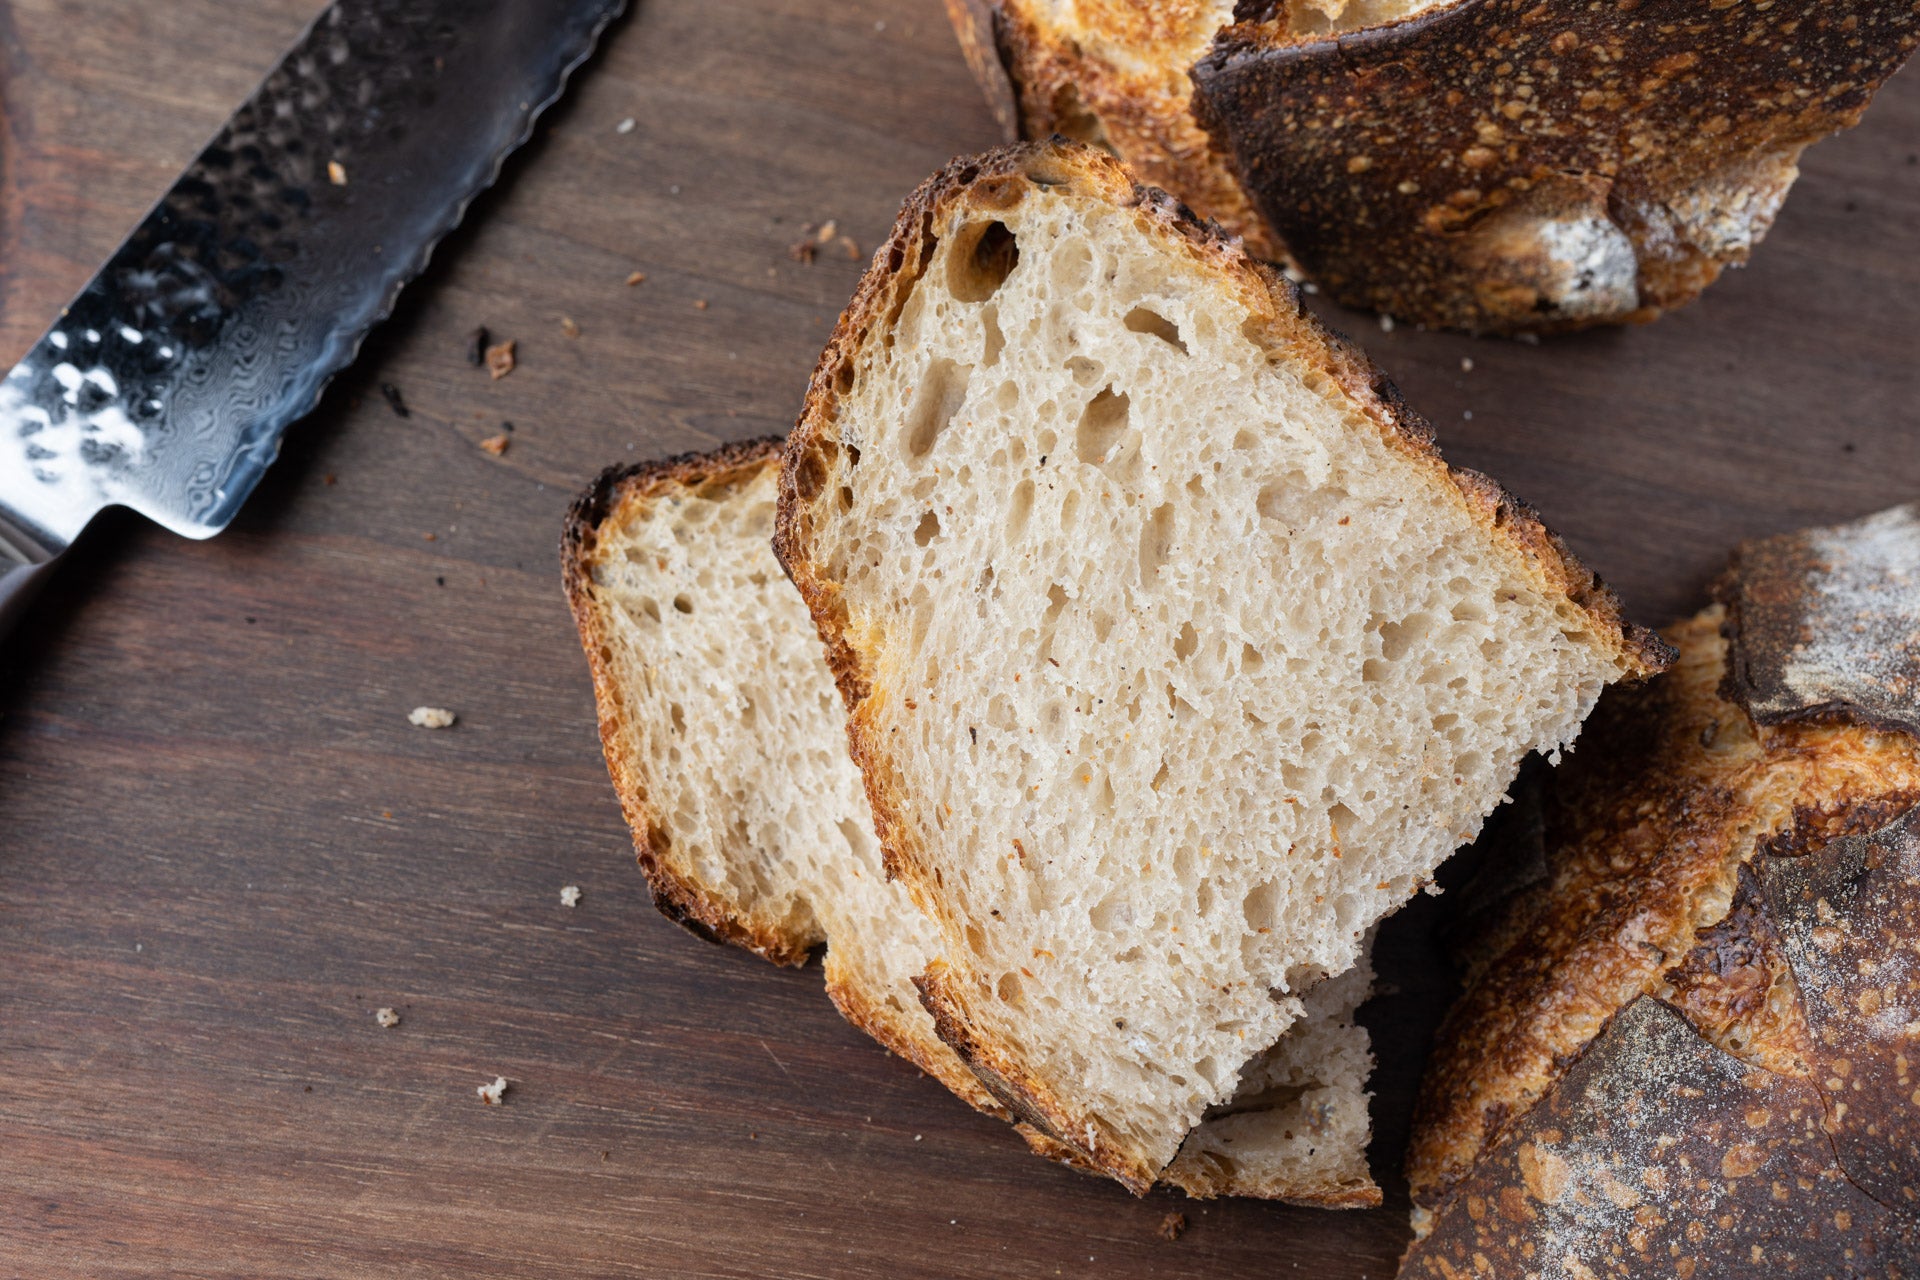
[1757,806,1920,1209]
[561,439,815,970]
[1404,996,1917,1278]
[1193,0,1920,334]
[1718,504,1920,739]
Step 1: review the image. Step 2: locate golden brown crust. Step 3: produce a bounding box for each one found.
[1194,0,1920,333]
[774,138,1668,1190]
[947,0,1285,260]
[562,439,813,965]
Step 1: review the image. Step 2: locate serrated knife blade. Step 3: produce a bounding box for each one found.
[0,0,626,639]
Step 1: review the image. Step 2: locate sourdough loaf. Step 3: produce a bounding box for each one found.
[562,439,1381,1205]
[947,0,1920,333]
[774,139,1668,1192]
[1403,503,1920,1275]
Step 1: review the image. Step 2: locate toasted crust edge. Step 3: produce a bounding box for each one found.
[561,437,818,966]
[773,140,1669,1187]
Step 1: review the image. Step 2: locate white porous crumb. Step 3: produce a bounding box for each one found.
[477,1076,509,1105]
[375,1007,400,1028]
[560,885,582,908]
[1463,410,1474,421]
[408,706,456,729]
[1378,313,1395,332]
[1460,357,1475,372]
[616,117,635,134]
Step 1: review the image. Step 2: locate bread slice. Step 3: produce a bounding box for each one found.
[562,439,1381,1205]
[949,0,1920,332]
[774,140,1669,1192]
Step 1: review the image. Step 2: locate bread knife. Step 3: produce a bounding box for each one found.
[0,0,627,645]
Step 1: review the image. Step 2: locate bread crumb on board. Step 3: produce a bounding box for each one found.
[560,885,582,908]
[327,160,347,185]
[477,1076,509,1106]
[480,433,511,457]
[560,316,581,340]
[1158,1212,1187,1242]
[374,1007,401,1029]
[485,340,516,380]
[408,706,456,729]
[625,271,646,286]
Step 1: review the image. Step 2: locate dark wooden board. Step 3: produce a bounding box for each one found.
[0,1,1914,1275]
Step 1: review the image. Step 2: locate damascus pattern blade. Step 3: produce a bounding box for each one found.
[0,0,625,554]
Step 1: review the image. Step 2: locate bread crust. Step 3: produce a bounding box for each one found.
[944,0,1918,333]
[949,0,1285,259]
[1194,0,1920,332]
[773,139,1669,1191]
[1408,505,1920,1259]
[1402,994,1920,1277]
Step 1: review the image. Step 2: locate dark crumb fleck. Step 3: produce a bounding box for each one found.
[245,617,256,625]
[502,420,515,433]
[304,1085,313,1093]
[379,383,410,418]
[466,326,490,366]
[435,576,446,587]
[1844,200,1858,213]
[1158,1212,1186,1242]
[323,474,337,486]
[1843,442,1857,453]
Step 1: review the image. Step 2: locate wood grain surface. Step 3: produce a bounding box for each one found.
[0,2,1914,1276]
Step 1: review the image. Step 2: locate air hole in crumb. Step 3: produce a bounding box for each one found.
[1123,307,1187,353]
[1007,478,1035,541]
[837,485,854,512]
[1243,880,1282,931]
[947,220,1019,302]
[1076,387,1130,466]
[669,703,687,735]
[914,510,941,546]
[1174,621,1199,661]
[997,971,1023,1005]
[1241,643,1265,673]
[904,357,971,459]
[637,598,661,624]
[1139,502,1175,585]
[981,305,1005,367]
[672,595,694,614]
